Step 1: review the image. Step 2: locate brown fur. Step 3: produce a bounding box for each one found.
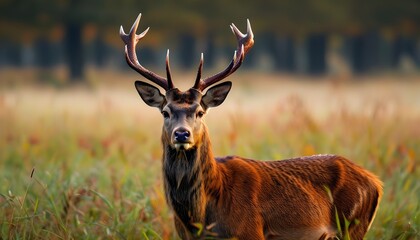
[153,89,383,240]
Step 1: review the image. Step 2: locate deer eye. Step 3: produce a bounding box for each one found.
[197,111,205,118]
[162,111,170,119]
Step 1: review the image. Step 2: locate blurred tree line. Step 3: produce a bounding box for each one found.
[0,0,419,82]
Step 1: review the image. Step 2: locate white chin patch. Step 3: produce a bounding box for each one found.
[174,143,191,150]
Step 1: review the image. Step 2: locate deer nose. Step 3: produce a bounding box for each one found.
[174,129,190,143]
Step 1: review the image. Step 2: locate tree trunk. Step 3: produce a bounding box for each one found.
[64,22,84,81]
[93,33,107,68]
[203,33,215,69]
[345,32,382,74]
[179,33,196,70]
[34,37,54,69]
[306,33,327,75]
[270,34,295,72]
[0,40,23,67]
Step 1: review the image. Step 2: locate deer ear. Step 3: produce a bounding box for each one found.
[202,81,232,109]
[135,81,165,108]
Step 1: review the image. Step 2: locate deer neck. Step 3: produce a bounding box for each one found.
[162,125,220,228]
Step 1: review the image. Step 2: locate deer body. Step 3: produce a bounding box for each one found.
[120,14,382,240]
[158,90,381,240]
[168,152,381,239]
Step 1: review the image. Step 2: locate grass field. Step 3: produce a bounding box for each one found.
[1,69,419,239]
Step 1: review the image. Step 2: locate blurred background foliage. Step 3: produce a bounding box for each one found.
[0,0,419,82]
[1,1,420,239]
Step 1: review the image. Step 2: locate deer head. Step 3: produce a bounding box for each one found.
[120,13,254,151]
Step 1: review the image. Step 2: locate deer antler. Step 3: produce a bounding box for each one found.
[120,13,174,91]
[193,19,254,91]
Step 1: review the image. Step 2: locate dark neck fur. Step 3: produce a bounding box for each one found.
[162,126,219,233]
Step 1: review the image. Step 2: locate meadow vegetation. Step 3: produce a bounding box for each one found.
[1,69,419,239]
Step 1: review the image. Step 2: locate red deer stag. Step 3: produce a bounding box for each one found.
[120,13,383,240]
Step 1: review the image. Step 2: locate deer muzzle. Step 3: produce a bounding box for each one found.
[173,127,193,150]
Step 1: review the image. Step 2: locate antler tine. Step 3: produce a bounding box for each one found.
[230,44,246,73]
[193,53,204,89]
[120,13,172,91]
[166,49,174,89]
[195,19,254,91]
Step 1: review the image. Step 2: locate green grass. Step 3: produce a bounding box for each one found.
[1,70,419,239]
